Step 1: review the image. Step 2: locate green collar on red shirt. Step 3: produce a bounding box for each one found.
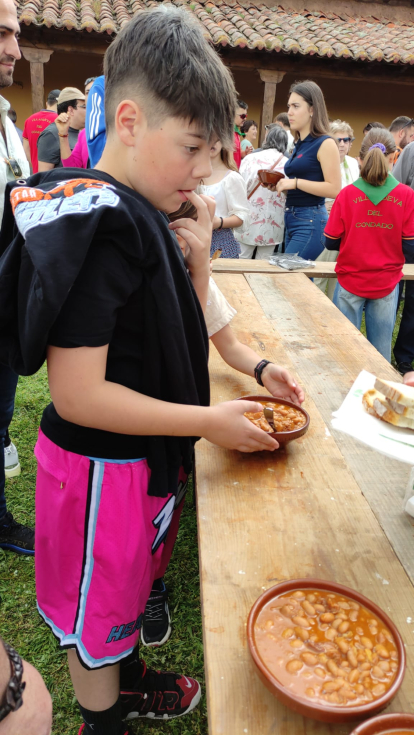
[234,125,245,137]
[352,173,400,206]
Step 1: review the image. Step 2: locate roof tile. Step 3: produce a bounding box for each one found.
[16,0,414,62]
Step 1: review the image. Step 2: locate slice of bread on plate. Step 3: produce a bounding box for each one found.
[374,378,414,408]
[363,388,414,429]
[386,397,414,418]
[362,389,379,417]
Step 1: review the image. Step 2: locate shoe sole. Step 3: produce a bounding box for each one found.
[4,463,21,479]
[140,620,172,648]
[0,543,34,556]
[125,681,201,721]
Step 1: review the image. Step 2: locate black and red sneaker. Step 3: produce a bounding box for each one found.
[120,660,201,721]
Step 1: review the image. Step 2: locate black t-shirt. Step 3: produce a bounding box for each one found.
[42,238,149,459]
[22,168,211,474]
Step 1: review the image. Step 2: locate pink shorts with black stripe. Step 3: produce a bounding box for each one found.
[34,430,187,670]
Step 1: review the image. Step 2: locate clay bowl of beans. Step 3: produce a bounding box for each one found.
[350,712,414,734]
[258,169,285,186]
[247,579,405,723]
[239,395,310,445]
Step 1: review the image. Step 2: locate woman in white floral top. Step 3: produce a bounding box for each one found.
[239,126,288,259]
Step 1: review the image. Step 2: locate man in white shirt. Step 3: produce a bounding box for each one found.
[0,0,34,556]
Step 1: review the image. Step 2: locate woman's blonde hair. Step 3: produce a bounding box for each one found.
[330,119,354,138]
[359,129,396,187]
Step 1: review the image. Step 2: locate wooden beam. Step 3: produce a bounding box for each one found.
[258,70,285,144]
[224,51,414,86]
[21,47,53,112]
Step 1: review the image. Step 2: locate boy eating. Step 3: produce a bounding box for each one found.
[0,7,278,734]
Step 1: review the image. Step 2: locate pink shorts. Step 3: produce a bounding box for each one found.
[34,430,187,669]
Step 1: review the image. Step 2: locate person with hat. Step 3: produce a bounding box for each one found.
[37,86,86,171]
[22,88,60,173]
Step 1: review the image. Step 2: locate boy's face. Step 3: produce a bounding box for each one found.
[112,105,214,213]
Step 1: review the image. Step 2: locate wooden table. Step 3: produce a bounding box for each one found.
[195,271,414,735]
[213,258,414,279]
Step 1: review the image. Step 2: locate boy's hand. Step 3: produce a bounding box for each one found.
[204,400,279,452]
[168,191,215,276]
[261,364,305,405]
[54,112,70,136]
[403,371,414,387]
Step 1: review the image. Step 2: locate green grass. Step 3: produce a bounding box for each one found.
[0,296,405,734]
[0,366,207,735]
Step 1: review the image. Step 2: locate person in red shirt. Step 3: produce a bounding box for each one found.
[233,99,248,168]
[325,128,414,361]
[22,89,60,172]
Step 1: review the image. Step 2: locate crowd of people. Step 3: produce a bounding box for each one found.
[0,0,413,731]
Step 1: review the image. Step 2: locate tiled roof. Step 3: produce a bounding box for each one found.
[17,0,414,65]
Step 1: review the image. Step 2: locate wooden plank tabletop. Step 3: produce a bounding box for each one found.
[195,273,414,735]
[212,258,414,279]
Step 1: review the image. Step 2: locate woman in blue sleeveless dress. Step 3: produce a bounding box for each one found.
[275,81,341,261]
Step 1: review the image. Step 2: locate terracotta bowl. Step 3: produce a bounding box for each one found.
[238,395,310,445]
[350,713,414,734]
[258,169,285,185]
[247,578,406,724]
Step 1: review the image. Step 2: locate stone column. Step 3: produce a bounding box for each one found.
[21,47,54,113]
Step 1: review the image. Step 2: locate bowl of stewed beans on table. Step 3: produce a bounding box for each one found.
[247,579,406,723]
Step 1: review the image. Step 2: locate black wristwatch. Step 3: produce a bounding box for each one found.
[254,359,272,387]
[0,642,26,722]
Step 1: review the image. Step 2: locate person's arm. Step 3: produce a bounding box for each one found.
[22,138,31,166]
[211,324,304,404]
[168,191,214,312]
[47,343,278,452]
[53,113,72,163]
[212,174,250,231]
[276,138,341,199]
[0,638,52,735]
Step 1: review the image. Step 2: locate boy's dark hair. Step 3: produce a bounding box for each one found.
[104,6,237,148]
[57,99,79,115]
[241,119,257,134]
[275,112,289,128]
[237,100,248,110]
[389,116,414,133]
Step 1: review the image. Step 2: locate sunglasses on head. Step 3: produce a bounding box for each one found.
[401,118,414,131]
[4,157,22,179]
[336,137,353,143]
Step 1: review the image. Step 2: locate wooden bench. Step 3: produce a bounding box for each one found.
[213,258,414,279]
[195,272,414,734]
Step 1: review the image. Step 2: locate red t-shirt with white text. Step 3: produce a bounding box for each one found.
[23,110,57,173]
[325,182,414,298]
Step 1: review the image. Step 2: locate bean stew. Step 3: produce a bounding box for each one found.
[254,589,399,707]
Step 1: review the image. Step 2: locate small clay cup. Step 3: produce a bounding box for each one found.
[238,395,309,445]
[247,578,406,724]
[350,712,414,735]
[258,169,285,186]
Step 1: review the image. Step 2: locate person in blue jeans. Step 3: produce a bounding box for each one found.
[273,80,341,260]
[325,127,414,362]
[0,364,35,554]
